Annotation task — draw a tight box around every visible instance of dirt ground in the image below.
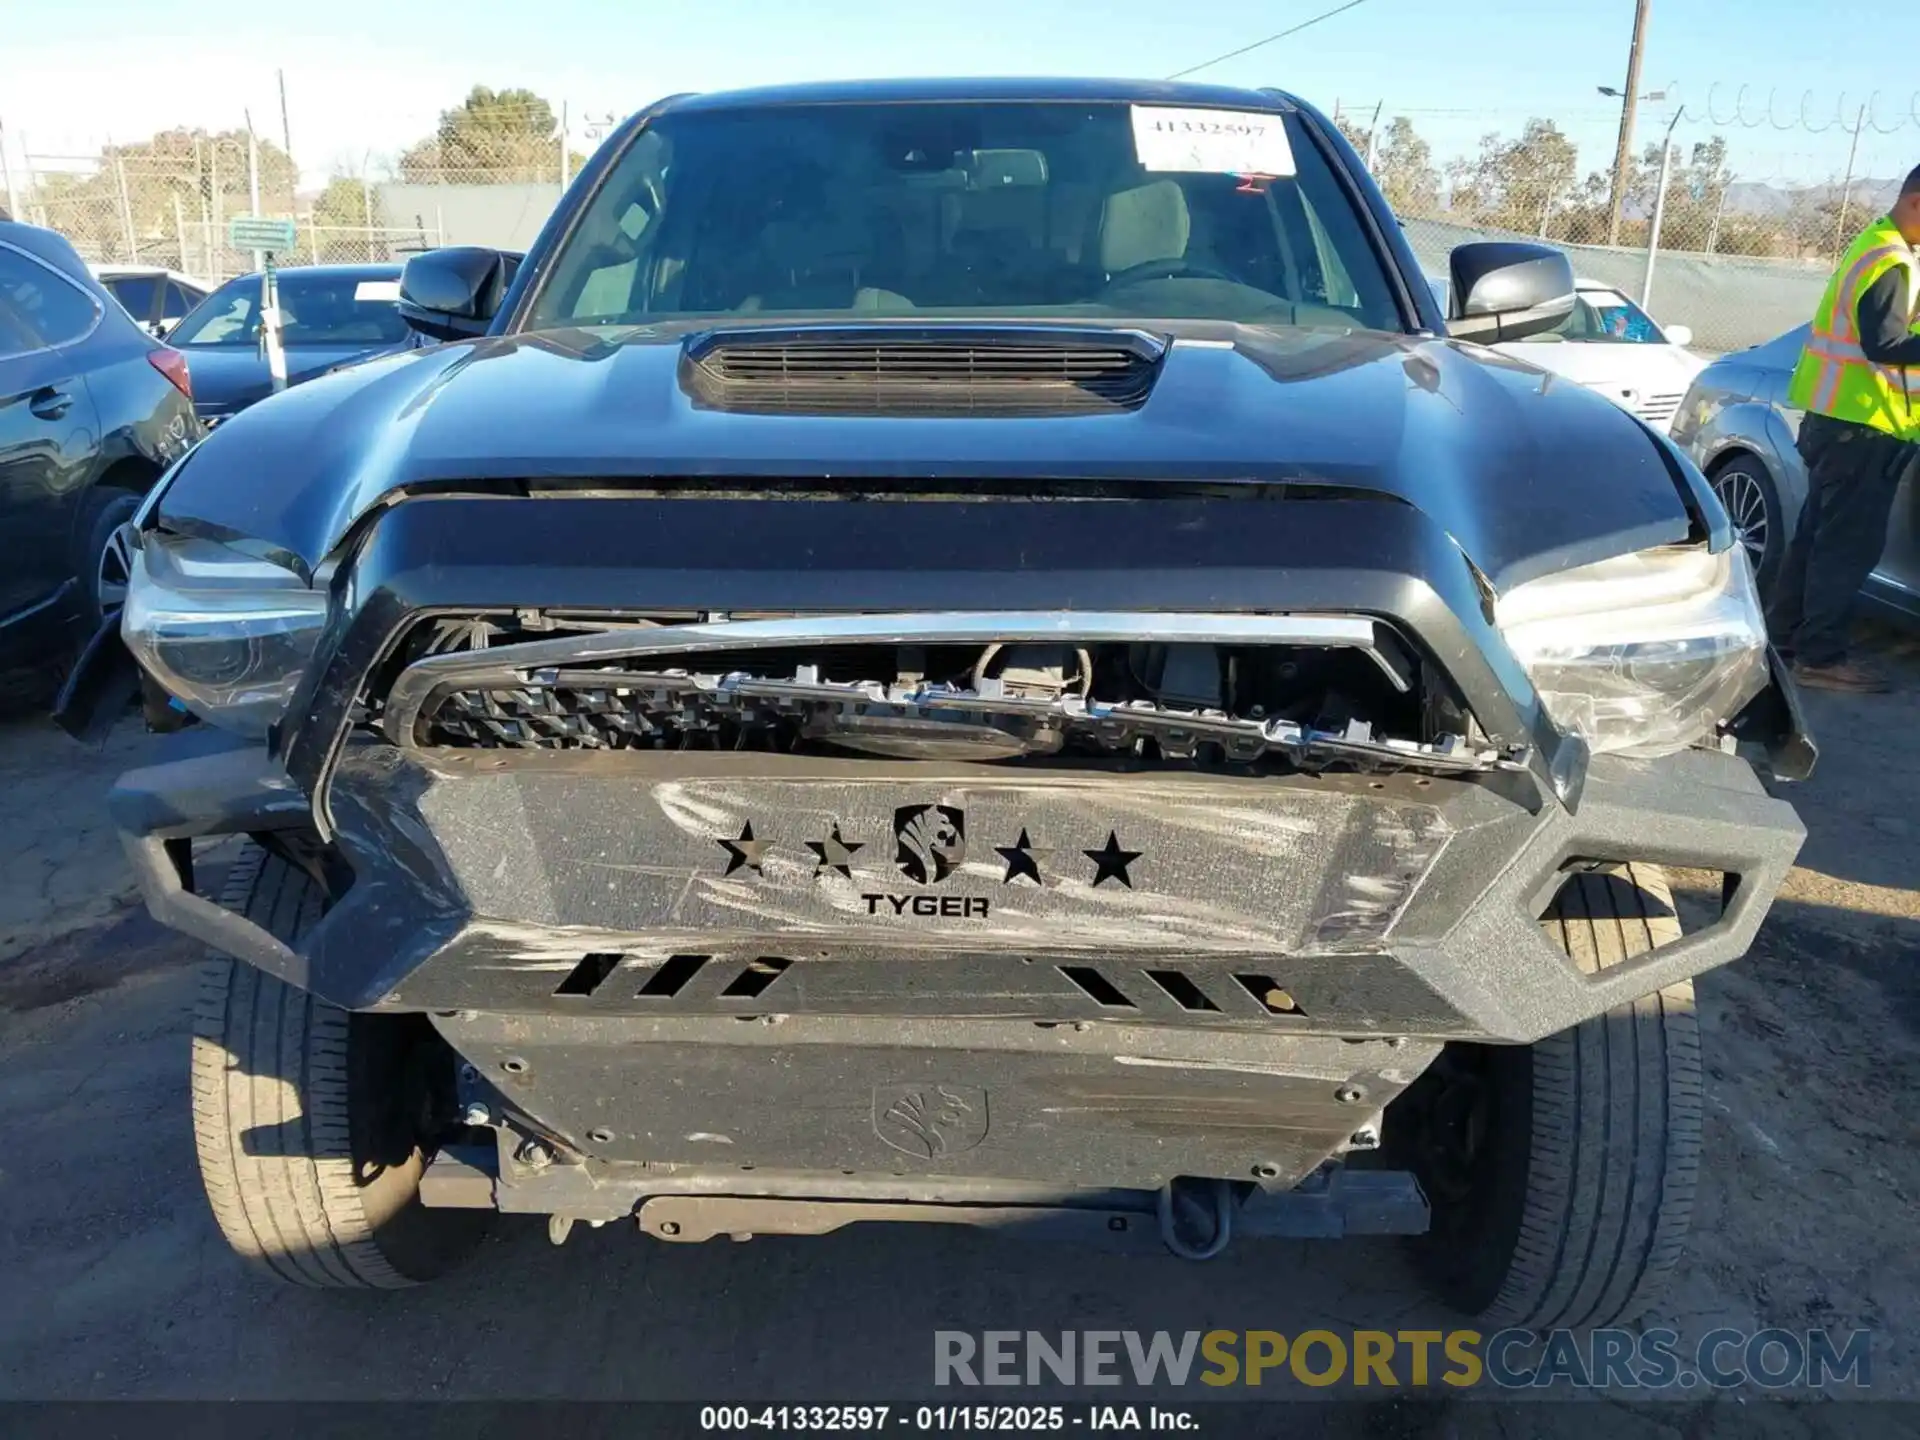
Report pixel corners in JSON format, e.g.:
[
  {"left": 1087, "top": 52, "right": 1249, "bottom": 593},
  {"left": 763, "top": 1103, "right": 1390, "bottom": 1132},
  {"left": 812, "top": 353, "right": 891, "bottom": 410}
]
[{"left": 1, "top": 631, "right": 1917, "bottom": 1431}]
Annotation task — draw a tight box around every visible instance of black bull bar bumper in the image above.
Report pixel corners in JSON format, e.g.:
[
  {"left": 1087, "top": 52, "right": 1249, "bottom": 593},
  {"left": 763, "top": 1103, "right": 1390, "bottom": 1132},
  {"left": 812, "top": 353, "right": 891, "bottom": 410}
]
[{"left": 111, "top": 736, "right": 1801, "bottom": 1194}]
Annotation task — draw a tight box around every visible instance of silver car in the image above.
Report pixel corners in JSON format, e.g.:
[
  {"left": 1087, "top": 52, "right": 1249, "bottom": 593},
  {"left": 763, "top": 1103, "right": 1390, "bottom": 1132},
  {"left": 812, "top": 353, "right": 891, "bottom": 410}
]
[{"left": 1673, "top": 325, "right": 1920, "bottom": 620}]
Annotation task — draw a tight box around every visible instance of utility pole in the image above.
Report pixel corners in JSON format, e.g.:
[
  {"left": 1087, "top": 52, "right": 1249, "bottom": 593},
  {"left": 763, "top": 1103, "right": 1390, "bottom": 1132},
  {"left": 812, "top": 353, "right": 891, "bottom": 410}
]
[
  {"left": 1705, "top": 184, "right": 1728, "bottom": 256},
  {"left": 559, "top": 101, "right": 570, "bottom": 193},
  {"left": 1832, "top": 103, "right": 1868, "bottom": 264},
  {"left": 1641, "top": 111, "right": 1682, "bottom": 309},
  {"left": 1363, "top": 100, "right": 1384, "bottom": 172},
  {"left": 111, "top": 139, "right": 139, "bottom": 262},
  {"left": 209, "top": 142, "right": 219, "bottom": 280},
  {"left": 245, "top": 110, "right": 263, "bottom": 272},
  {"left": 278, "top": 70, "right": 293, "bottom": 162},
  {"left": 0, "top": 120, "right": 21, "bottom": 222},
  {"left": 1607, "top": 0, "right": 1652, "bottom": 246},
  {"left": 362, "top": 150, "right": 376, "bottom": 262}
]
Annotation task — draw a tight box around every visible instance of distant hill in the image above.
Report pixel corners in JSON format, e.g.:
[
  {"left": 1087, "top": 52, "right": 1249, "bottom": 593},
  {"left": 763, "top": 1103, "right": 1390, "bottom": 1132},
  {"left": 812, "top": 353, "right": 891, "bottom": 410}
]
[{"left": 1722, "top": 178, "right": 1900, "bottom": 218}]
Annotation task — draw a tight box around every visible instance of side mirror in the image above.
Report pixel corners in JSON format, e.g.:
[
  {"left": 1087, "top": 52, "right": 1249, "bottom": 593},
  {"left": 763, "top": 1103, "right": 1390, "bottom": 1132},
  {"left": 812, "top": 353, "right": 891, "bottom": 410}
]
[
  {"left": 1665, "top": 323, "right": 1694, "bottom": 348},
  {"left": 398, "top": 247, "right": 524, "bottom": 341},
  {"left": 1445, "top": 242, "right": 1576, "bottom": 343}
]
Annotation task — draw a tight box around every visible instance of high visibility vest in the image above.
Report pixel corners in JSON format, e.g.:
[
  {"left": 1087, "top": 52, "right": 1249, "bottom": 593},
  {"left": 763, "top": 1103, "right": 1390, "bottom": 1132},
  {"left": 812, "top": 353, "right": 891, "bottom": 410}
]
[{"left": 1788, "top": 217, "right": 1920, "bottom": 437}]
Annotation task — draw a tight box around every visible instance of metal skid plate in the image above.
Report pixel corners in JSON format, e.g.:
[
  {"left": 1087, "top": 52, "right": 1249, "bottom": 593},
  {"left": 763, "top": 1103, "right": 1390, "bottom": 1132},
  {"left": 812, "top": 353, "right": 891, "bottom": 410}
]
[{"left": 434, "top": 1009, "right": 1438, "bottom": 1194}]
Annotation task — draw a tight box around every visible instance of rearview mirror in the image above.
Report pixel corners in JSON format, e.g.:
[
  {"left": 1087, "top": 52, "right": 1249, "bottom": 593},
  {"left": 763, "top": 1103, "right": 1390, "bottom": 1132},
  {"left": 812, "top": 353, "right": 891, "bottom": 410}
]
[
  {"left": 1665, "top": 323, "right": 1694, "bottom": 348},
  {"left": 398, "top": 247, "right": 523, "bottom": 341},
  {"left": 1445, "top": 242, "right": 1576, "bottom": 343}
]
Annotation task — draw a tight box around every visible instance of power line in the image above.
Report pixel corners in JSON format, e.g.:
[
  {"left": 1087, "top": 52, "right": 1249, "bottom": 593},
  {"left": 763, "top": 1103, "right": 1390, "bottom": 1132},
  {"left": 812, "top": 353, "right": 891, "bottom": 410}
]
[{"left": 1166, "top": 0, "right": 1376, "bottom": 81}]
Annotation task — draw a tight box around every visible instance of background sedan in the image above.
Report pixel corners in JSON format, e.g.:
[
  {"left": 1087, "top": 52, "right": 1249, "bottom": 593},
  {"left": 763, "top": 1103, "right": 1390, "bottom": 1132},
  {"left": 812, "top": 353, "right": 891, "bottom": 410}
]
[
  {"left": 1672, "top": 325, "right": 1920, "bottom": 617},
  {"left": 1493, "top": 279, "right": 1706, "bottom": 435},
  {"left": 166, "top": 263, "right": 420, "bottom": 424},
  {"left": 1, "top": 222, "right": 199, "bottom": 694}
]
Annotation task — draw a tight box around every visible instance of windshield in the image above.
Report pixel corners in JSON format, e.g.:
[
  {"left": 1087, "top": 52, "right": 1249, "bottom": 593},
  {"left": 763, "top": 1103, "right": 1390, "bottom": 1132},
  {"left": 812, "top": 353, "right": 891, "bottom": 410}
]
[
  {"left": 526, "top": 100, "right": 1403, "bottom": 332},
  {"left": 1522, "top": 288, "right": 1667, "bottom": 345},
  {"left": 170, "top": 272, "right": 409, "bottom": 348}
]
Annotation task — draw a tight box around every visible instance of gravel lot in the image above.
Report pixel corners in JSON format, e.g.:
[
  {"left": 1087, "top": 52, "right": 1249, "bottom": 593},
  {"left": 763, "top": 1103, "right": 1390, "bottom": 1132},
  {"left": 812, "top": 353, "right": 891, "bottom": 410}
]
[{"left": 2, "top": 631, "right": 1917, "bottom": 1430}]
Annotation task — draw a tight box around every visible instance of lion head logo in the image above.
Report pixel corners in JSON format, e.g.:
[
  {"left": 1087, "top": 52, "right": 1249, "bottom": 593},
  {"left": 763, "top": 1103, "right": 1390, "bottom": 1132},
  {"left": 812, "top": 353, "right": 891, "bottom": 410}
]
[{"left": 893, "top": 804, "right": 966, "bottom": 884}]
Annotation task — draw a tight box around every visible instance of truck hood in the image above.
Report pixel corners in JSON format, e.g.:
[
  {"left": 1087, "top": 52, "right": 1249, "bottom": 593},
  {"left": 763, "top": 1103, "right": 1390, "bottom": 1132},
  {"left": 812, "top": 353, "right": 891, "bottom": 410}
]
[
  {"left": 154, "top": 321, "right": 1708, "bottom": 593},
  {"left": 177, "top": 341, "right": 407, "bottom": 419}
]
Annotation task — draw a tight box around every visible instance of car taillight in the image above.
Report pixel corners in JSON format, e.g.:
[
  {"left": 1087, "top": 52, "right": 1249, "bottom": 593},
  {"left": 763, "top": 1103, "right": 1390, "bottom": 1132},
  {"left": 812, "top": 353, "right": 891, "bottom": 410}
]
[{"left": 148, "top": 348, "right": 192, "bottom": 400}]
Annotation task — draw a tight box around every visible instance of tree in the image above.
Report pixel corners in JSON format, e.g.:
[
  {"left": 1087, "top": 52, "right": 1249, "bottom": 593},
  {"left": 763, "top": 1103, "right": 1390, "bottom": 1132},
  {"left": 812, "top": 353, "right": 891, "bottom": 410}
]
[
  {"left": 1332, "top": 112, "right": 1440, "bottom": 219},
  {"left": 1777, "top": 186, "right": 1861, "bottom": 262},
  {"left": 310, "top": 174, "right": 373, "bottom": 229},
  {"left": 1333, "top": 111, "right": 1370, "bottom": 156},
  {"left": 1445, "top": 119, "right": 1579, "bottom": 237},
  {"left": 1372, "top": 117, "right": 1441, "bottom": 219},
  {"left": 398, "top": 85, "right": 585, "bottom": 183},
  {"left": 25, "top": 127, "right": 296, "bottom": 271},
  {"left": 1606, "top": 135, "right": 1733, "bottom": 253}
]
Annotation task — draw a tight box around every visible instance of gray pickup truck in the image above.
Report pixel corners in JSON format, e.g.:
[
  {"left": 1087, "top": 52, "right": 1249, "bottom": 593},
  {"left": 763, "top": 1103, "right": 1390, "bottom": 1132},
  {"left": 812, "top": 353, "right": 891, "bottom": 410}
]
[{"left": 62, "top": 76, "right": 1810, "bottom": 1329}]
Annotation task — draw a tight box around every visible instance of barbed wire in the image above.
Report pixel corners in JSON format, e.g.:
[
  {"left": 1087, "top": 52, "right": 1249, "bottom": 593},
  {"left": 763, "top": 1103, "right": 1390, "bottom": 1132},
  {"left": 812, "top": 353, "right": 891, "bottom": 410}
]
[{"left": 1683, "top": 83, "right": 1920, "bottom": 138}]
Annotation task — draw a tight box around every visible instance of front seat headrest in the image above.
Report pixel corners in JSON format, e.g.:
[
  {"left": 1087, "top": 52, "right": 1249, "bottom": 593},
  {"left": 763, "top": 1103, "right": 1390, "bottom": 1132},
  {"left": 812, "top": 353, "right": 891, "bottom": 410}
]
[{"left": 1098, "top": 179, "right": 1192, "bottom": 276}]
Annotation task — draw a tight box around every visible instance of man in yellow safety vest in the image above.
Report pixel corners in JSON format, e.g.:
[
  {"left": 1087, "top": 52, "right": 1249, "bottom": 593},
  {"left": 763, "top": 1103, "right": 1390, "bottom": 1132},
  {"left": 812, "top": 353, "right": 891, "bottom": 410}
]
[{"left": 1768, "top": 172, "right": 1920, "bottom": 692}]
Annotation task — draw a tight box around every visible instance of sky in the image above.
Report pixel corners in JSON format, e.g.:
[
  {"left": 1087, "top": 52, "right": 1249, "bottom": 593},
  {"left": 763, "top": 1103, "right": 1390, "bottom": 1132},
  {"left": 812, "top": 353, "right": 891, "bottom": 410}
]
[{"left": 4, "top": 0, "right": 1917, "bottom": 192}]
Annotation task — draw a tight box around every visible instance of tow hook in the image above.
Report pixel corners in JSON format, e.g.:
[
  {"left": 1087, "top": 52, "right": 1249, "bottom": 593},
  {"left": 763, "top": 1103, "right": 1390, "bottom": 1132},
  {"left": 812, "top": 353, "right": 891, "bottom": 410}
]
[{"left": 1156, "top": 1178, "right": 1236, "bottom": 1261}]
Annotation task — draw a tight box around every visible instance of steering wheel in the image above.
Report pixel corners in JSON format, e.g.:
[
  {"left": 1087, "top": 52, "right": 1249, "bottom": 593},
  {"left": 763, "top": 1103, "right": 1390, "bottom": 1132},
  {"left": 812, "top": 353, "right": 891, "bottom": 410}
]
[{"left": 1102, "top": 259, "right": 1239, "bottom": 289}]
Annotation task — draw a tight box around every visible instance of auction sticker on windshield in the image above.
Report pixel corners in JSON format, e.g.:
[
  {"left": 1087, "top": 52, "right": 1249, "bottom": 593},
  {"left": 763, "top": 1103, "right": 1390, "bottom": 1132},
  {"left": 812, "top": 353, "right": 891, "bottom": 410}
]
[{"left": 1131, "top": 107, "right": 1296, "bottom": 177}]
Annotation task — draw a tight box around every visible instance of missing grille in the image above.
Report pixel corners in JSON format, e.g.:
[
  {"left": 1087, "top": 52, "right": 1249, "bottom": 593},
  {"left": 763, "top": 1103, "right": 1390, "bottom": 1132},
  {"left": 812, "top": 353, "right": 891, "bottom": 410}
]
[
  {"left": 1145, "top": 969, "right": 1221, "bottom": 1013},
  {"left": 1059, "top": 965, "right": 1135, "bottom": 1009},
  {"left": 720, "top": 957, "right": 793, "bottom": 998},
  {"left": 554, "top": 952, "right": 624, "bottom": 997},
  {"left": 637, "top": 954, "right": 711, "bottom": 998}
]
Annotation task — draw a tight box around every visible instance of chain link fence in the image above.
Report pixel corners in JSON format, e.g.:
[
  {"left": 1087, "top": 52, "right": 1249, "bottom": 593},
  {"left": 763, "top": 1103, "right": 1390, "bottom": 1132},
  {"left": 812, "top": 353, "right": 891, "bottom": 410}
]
[
  {"left": 1340, "top": 111, "right": 1893, "bottom": 355},
  {"left": 14, "top": 141, "right": 457, "bottom": 282},
  {"left": 4, "top": 99, "right": 1885, "bottom": 353}
]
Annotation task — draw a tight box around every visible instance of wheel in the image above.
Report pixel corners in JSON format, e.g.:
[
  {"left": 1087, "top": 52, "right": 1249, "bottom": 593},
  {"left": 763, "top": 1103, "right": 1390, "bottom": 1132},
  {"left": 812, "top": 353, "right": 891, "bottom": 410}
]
[
  {"left": 1709, "top": 455, "right": 1783, "bottom": 593},
  {"left": 190, "top": 845, "right": 489, "bottom": 1287},
  {"left": 1403, "top": 864, "right": 1701, "bottom": 1329},
  {"left": 75, "top": 486, "right": 143, "bottom": 626}
]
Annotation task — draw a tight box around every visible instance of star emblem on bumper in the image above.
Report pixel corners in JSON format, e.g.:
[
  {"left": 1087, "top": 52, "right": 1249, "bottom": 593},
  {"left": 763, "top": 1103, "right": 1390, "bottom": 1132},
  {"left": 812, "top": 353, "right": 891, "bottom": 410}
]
[
  {"left": 716, "top": 822, "right": 770, "bottom": 876},
  {"left": 1083, "top": 831, "right": 1143, "bottom": 889},
  {"left": 994, "top": 828, "right": 1053, "bottom": 885},
  {"left": 805, "top": 824, "right": 866, "bottom": 879}
]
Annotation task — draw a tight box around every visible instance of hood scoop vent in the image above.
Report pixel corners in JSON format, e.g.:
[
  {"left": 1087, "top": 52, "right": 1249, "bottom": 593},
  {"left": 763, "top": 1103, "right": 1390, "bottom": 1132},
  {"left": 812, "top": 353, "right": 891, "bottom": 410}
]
[{"left": 681, "top": 325, "right": 1164, "bottom": 416}]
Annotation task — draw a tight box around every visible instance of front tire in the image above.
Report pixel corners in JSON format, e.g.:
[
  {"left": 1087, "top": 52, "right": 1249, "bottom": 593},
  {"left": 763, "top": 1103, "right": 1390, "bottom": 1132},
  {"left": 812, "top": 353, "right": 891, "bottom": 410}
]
[
  {"left": 189, "top": 845, "right": 488, "bottom": 1287},
  {"left": 1406, "top": 864, "right": 1702, "bottom": 1329}
]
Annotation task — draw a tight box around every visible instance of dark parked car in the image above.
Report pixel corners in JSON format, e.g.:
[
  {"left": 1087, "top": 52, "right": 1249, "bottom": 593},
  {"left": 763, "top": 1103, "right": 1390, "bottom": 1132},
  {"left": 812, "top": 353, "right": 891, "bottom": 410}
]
[
  {"left": 66, "top": 79, "right": 1809, "bottom": 1328},
  {"left": 0, "top": 222, "right": 198, "bottom": 689},
  {"left": 166, "top": 263, "right": 419, "bottom": 424},
  {"left": 1672, "top": 324, "right": 1920, "bottom": 618}
]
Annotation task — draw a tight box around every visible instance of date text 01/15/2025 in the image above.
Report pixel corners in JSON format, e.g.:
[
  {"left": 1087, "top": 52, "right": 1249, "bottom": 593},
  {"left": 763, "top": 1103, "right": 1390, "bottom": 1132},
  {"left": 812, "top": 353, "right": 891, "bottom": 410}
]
[{"left": 699, "top": 1405, "right": 1199, "bottom": 1431}]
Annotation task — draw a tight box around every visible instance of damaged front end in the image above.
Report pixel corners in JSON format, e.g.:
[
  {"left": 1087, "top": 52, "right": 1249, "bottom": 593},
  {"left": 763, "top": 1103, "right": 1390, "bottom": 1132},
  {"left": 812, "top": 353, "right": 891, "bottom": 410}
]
[
  {"left": 378, "top": 610, "right": 1512, "bottom": 774},
  {"left": 88, "top": 488, "right": 1808, "bottom": 1254}
]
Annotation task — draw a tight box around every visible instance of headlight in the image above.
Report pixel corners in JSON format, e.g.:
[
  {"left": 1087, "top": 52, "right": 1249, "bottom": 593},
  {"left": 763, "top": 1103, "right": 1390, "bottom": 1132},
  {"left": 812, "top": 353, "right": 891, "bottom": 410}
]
[
  {"left": 121, "top": 530, "right": 329, "bottom": 737},
  {"left": 1494, "top": 543, "right": 1768, "bottom": 758}
]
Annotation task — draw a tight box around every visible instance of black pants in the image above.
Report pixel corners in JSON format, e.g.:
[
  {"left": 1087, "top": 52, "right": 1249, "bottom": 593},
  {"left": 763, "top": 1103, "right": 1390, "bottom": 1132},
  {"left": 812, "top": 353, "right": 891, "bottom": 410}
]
[{"left": 1765, "top": 413, "right": 1910, "bottom": 666}]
